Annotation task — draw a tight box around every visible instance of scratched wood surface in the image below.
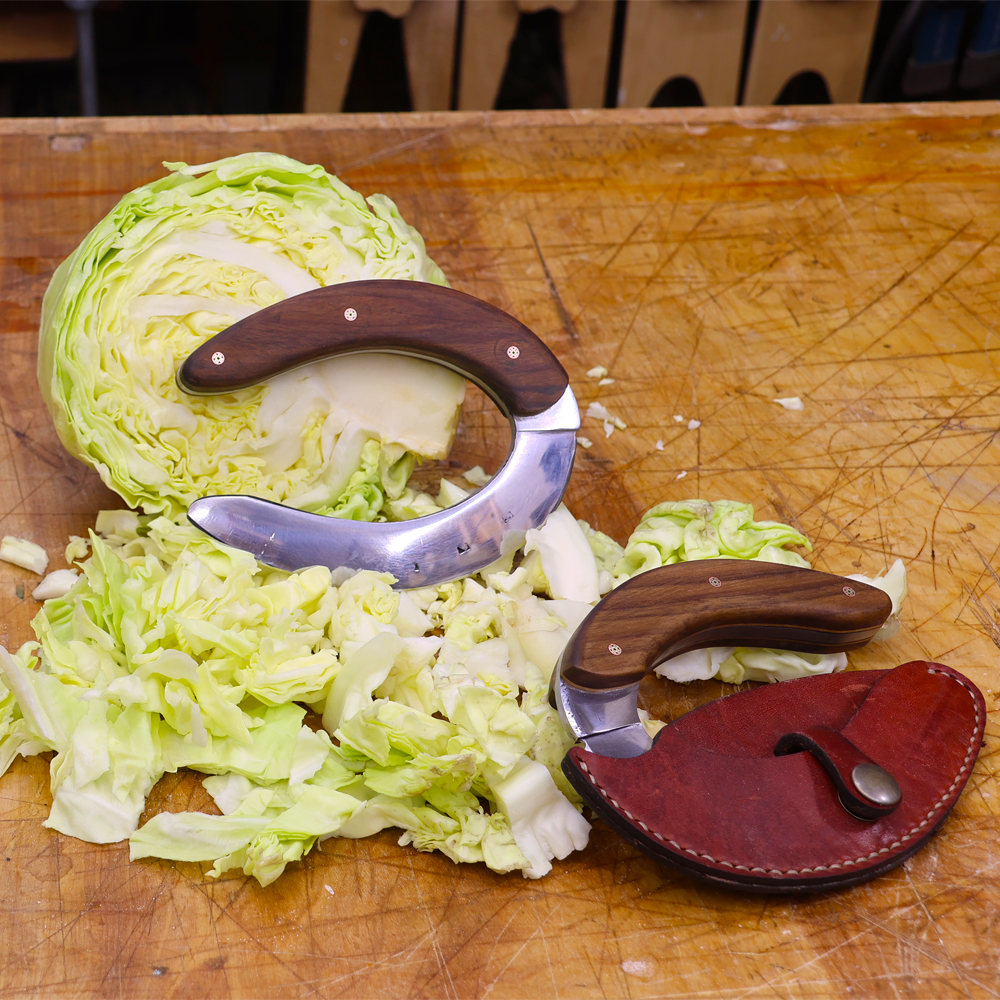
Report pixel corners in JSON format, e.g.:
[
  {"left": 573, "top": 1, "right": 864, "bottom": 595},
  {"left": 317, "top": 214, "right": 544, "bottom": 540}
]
[{"left": 0, "top": 103, "right": 999, "bottom": 999}]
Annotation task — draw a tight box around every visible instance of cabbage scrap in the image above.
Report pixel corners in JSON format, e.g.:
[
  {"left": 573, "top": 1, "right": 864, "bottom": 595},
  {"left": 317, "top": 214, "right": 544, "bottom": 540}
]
[
  {"left": 0, "top": 536, "right": 49, "bottom": 575},
  {"left": 38, "top": 152, "right": 465, "bottom": 520},
  {"left": 615, "top": 499, "right": 865, "bottom": 687}
]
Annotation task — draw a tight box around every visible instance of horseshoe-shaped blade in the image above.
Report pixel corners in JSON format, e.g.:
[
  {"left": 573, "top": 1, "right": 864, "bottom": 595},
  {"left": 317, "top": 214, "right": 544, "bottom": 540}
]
[{"left": 178, "top": 280, "right": 579, "bottom": 587}]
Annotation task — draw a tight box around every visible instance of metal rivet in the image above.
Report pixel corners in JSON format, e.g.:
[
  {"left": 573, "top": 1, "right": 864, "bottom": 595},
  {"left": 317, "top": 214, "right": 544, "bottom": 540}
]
[
  {"left": 344, "top": 308, "right": 358, "bottom": 322},
  {"left": 507, "top": 345, "right": 520, "bottom": 359},
  {"left": 709, "top": 576, "right": 722, "bottom": 588},
  {"left": 211, "top": 352, "right": 225, "bottom": 365},
  {"left": 852, "top": 762, "right": 901, "bottom": 806},
  {"left": 608, "top": 643, "right": 622, "bottom": 655},
  {"left": 843, "top": 586, "right": 856, "bottom": 597}
]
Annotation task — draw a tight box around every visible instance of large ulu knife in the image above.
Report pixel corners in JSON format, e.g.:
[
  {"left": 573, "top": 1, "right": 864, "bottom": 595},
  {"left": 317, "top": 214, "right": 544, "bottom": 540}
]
[{"left": 177, "top": 280, "right": 579, "bottom": 588}]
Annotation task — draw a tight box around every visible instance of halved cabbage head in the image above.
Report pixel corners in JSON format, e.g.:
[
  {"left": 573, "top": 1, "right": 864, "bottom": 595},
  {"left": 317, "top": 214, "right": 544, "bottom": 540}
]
[{"left": 38, "top": 152, "right": 466, "bottom": 519}]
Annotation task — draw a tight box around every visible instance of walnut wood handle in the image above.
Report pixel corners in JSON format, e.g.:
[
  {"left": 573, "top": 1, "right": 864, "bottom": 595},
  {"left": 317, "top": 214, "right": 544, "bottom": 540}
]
[
  {"left": 177, "top": 280, "right": 569, "bottom": 418},
  {"left": 560, "top": 561, "right": 892, "bottom": 691}
]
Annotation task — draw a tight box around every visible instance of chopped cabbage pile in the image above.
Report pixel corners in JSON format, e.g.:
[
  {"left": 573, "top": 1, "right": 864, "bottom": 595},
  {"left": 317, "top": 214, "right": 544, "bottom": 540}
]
[
  {"left": 14, "top": 149, "right": 914, "bottom": 887},
  {"left": 0, "top": 497, "right": 868, "bottom": 884},
  {"left": 0, "top": 494, "right": 888, "bottom": 886},
  {"left": 37, "top": 152, "right": 466, "bottom": 521}
]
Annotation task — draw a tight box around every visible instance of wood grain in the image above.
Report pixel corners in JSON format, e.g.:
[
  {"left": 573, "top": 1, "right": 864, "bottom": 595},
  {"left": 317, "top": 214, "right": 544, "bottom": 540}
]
[
  {"left": 1, "top": 103, "right": 999, "bottom": 998},
  {"left": 742, "top": 0, "right": 880, "bottom": 106},
  {"left": 560, "top": 561, "right": 891, "bottom": 690},
  {"left": 617, "top": 0, "right": 748, "bottom": 108},
  {"left": 179, "top": 279, "right": 569, "bottom": 416}
]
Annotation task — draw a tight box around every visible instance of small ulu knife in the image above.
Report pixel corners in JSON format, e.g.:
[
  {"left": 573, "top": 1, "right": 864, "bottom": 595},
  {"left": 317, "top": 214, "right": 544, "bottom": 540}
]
[{"left": 550, "top": 560, "right": 985, "bottom": 894}]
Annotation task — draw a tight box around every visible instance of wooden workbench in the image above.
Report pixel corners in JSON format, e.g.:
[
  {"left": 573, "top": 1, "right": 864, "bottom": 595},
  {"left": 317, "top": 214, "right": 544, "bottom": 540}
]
[{"left": 0, "top": 103, "right": 998, "bottom": 999}]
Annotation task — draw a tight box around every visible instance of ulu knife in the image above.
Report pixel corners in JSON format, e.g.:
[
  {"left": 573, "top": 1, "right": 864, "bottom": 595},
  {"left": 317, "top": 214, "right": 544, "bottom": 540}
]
[
  {"left": 551, "top": 560, "right": 893, "bottom": 759},
  {"left": 549, "top": 560, "right": 985, "bottom": 894},
  {"left": 177, "top": 280, "right": 579, "bottom": 588}
]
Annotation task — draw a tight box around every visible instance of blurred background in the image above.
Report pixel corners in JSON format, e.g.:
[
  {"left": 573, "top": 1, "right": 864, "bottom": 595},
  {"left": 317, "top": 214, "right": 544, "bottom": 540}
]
[{"left": 1, "top": 0, "right": 998, "bottom": 118}]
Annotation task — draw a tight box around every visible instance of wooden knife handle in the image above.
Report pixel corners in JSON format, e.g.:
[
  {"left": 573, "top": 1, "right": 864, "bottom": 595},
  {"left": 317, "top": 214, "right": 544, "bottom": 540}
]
[
  {"left": 560, "top": 561, "right": 893, "bottom": 691},
  {"left": 177, "top": 280, "right": 569, "bottom": 418}
]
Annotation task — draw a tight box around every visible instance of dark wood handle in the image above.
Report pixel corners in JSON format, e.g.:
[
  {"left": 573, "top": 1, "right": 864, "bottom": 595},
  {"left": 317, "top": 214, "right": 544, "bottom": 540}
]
[
  {"left": 177, "top": 280, "right": 569, "bottom": 418},
  {"left": 560, "top": 561, "right": 892, "bottom": 691}
]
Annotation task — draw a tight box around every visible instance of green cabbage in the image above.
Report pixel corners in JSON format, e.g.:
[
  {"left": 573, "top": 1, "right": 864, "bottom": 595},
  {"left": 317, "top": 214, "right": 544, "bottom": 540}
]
[
  {"left": 0, "top": 496, "right": 898, "bottom": 883},
  {"left": 0, "top": 536, "right": 49, "bottom": 574},
  {"left": 615, "top": 498, "right": 812, "bottom": 578},
  {"left": 38, "top": 152, "right": 465, "bottom": 519},
  {"left": 0, "top": 509, "right": 591, "bottom": 881}
]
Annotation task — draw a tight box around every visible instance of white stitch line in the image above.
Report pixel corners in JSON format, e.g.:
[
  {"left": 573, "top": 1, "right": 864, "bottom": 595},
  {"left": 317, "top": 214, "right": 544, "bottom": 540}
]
[{"left": 576, "top": 666, "right": 982, "bottom": 877}]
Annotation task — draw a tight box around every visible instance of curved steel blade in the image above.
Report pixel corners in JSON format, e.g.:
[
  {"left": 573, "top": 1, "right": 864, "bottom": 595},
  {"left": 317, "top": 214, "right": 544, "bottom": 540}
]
[
  {"left": 551, "top": 666, "right": 652, "bottom": 759},
  {"left": 188, "top": 387, "right": 579, "bottom": 589}
]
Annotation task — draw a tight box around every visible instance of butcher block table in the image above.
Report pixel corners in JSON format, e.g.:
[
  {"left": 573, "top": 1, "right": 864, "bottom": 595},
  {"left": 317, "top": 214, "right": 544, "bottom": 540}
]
[{"left": 1, "top": 101, "right": 999, "bottom": 999}]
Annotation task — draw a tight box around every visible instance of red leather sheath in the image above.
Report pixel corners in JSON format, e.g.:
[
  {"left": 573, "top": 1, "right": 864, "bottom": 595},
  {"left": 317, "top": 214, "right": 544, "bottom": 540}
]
[{"left": 563, "top": 661, "right": 985, "bottom": 893}]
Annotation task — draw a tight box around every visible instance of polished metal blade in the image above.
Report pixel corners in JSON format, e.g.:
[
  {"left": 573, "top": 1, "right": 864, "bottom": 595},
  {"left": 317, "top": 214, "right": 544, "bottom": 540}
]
[
  {"left": 551, "top": 664, "right": 653, "bottom": 759},
  {"left": 189, "top": 389, "right": 578, "bottom": 589}
]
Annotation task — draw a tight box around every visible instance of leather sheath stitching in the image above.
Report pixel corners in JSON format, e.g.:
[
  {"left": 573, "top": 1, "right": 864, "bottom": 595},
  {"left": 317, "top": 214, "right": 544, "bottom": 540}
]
[{"left": 577, "top": 666, "right": 982, "bottom": 877}]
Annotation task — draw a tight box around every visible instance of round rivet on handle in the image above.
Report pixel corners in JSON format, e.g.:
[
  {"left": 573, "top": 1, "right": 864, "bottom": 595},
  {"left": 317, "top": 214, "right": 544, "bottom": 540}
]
[
  {"left": 709, "top": 576, "right": 722, "bottom": 588},
  {"left": 608, "top": 643, "right": 622, "bottom": 655},
  {"left": 211, "top": 352, "right": 225, "bottom": 366},
  {"left": 843, "top": 586, "right": 856, "bottom": 597},
  {"left": 344, "top": 308, "right": 358, "bottom": 322},
  {"left": 507, "top": 345, "right": 520, "bottom": 359}
]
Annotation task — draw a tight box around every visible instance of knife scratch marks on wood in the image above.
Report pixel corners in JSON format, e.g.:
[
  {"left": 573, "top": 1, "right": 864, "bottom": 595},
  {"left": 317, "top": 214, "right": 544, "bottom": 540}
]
[
  {"left": 182, "top": 877, "right": 316, "bottom": 994},
  {"left": 526, "top": 220, "right": 578, "bottom": 343},
  {"left": 482, "top": 902, "right": 564, "bottom": 1000},
  {"left": 602, "top": 186, "right": 737, "bottom": 379},
  {"left": 756, "top": 471, "right": 816, "bottom": 542},
  {"left": 481, "top": 901, "right": 526, "bottom": 988},
  {"left": 598, "top": 184, "right": 674, "bottom": 277},
  {"left": 901, "top": 868, "right": 953, "bottom": 967},
  {"left": 775, "top": 226, "right": 977, "bottom": 395},
  {"left": 336, "top": 124, "right": 464, "bottom": 175},
  {"left": 8, "top": 427, "right": 63, "bottom": 470},
  {"left": 952, "top": 526, "right": 1000, "bottom": 629},
  {"left": 736, "top": 927, "right": 871, "bottom": 998},
  {"left": 924, "top": 431, "right": 1000, "bottom": 593},
  {"left": 199, "top": 872, "right": 237, "bottom": 997},
  {"left": 90, "top": 867, "right": 176, "bottom": 997},
  {"left": 54, "top": 835, "right": 69, "bottom": 988},
  {"left": 845, "top": 904, "right": 992, "bottom": 999}
]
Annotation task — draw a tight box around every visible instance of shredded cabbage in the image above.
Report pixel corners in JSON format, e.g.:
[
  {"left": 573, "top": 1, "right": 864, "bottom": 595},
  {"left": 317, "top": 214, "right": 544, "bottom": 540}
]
[
  {"left": 0, "top": 509, "right": 597, "bottom": 882},
  {"left": 38, "top": 152, "right": 465, "bottom": 520},
  {"left": 848, "top": 558, "right": 908, "bottom": 640},
  {"left": 611, "top": 499, "right": 858, "bottom": 687},
  {"left": 0, "top": 497, "right": 902, "bottom": 884},
  {"left": 32, "top": 569, "right": 79, "bottom": 601},
  {"left": 0, "top": 536, "right": 49, "bottom": 575}
]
